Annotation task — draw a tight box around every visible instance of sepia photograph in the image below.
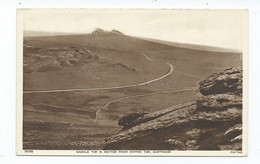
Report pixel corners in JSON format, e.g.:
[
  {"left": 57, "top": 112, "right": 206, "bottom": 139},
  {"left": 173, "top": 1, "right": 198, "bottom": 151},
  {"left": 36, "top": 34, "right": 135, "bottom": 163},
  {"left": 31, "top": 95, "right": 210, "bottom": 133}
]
[{"left": 16, "top": 9, "right": 248, "bottom": 156}]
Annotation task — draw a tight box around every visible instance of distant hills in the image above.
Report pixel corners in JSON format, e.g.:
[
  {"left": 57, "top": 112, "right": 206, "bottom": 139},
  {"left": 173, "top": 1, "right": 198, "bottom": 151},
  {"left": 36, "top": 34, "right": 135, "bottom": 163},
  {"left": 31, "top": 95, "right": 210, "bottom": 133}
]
[
  {"left": 24, "top": 31, "right": 76, "bottom": 37},
  {"left": 24, "top": 28, "right": 240, "bottom": 53},
  {"left": 137, "top": 37, "right": 240, "bottom": 53},
  {"left": 24, "top": 28, "right": 124, "bottom": 37}
]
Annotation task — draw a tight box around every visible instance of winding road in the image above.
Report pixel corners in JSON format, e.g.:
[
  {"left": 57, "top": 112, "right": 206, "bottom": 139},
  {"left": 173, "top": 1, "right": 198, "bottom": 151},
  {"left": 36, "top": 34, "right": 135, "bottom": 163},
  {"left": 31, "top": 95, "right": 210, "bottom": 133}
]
[
  {"left": 24, "top": 52, "right": 183, "bottom": 125},
  {"left": 92, "top": 53, "right": 175, "bottom": 123},
  {"left": 23, "top": 54, "right": 174, "bottom": 94}
]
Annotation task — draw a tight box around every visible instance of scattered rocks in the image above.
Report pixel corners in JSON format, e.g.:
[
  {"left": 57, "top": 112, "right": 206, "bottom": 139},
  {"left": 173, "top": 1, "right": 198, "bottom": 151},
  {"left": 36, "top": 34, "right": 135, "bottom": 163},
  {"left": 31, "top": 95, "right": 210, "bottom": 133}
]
[
  {"left": 165, "top": 139, "right": 185, "bottom": 147},
  {"left": 186, "top": 128, "right": 205, "bottom": 140},
  {"left": 219, "top": 142, "right": 242, "bottom": 150},
  {"left": 185, "top": 140, "right": 199, "bottom": 150},
  {"left": 55, "top": 47, "right": 98, "bottom": 67},
  {"left": 24, "top": 45, "right": 99, "bottom": 73}
]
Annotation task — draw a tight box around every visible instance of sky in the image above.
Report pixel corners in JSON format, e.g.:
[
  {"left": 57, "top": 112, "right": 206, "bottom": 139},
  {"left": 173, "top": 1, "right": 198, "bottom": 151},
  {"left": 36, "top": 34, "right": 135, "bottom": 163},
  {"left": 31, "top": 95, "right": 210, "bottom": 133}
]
[{"left": 22, "top": 9, "right": 247, "bottom": 51}]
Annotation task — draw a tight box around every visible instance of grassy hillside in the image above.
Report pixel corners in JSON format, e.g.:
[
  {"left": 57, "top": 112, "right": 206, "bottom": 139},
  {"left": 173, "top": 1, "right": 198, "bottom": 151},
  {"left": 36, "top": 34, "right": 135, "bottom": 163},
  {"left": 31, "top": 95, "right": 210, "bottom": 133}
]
[{"left": 23, "top": 29, "right": 242, "bottom": 150}]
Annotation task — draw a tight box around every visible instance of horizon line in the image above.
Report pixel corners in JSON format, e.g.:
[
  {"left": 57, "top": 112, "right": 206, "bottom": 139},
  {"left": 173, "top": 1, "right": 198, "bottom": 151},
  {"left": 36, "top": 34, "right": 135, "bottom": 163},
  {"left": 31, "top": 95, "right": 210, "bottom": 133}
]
[{"left": 23, "top": 30, "right": 242, "bottom": 53}]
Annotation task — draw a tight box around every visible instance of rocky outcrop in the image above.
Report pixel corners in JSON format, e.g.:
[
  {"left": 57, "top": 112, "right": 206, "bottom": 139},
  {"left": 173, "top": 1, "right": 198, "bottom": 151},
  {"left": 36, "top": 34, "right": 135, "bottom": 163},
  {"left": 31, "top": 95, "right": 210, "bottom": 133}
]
[
  {"left": 118, "top": 112, "right": 148, "bottom": 130},
  {"left": 24, "top": 46, "right": 99, "bottom": 73},
  {"left": 106, "top": 102, "right": 197, "bottom": 145},
  {"left": 91, "top": 28, "right": 124, "bottom": 36},
  {"left": 117, "top": 102, "right": 195, "bottom": 131},
  {"left": 105, "top": 67, "right": 243, "bottom": 150},
  {"left": 190, "top": 107, "right": 242, "bottom": 123},
  {"left": 91, "top": 28, "right": 108, "bottom": 35},
  {"left": 111, "top": 29, "right": 124, "bottom": 35},
  {"left": 196, "top": 94, "right": 242, "bottom": 111},
  {"left": 199, "top": 67, "right": 242, "bottom": 95}
]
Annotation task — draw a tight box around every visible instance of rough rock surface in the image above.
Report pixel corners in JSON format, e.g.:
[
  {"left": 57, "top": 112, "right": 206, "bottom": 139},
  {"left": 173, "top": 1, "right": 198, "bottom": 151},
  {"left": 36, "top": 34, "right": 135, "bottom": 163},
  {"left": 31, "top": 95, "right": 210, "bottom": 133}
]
[
  {"left": 224, "top": 124, "right": 242, "bottom": 138},
  {"left": 165, "top": 139, "right": 185, "bottom": 147},
  {"left": 190, "top": 108, "right": 242, "bottom": 122},
  {"left": 199, "top": 67, "right": 242, "bottom": 95},
  {"left": 118, "top": 112, "right": 148, "bottom": 130},
  {"left": 106, "top": 102, "right": 197, "bottom": 145},
  {"left": 117, "top": 102, "right": 195, "bottom": 130},
  {"left": 105, "top": 68, "right": 243, "bottom": 150},
  {"left": 196, "top": 94, "right": 242, "bottom": 111}
]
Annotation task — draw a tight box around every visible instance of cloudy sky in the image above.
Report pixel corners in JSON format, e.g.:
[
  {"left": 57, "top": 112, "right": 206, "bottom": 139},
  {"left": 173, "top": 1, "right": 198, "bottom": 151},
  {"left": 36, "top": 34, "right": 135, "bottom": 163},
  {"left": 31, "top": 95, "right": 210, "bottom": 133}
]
[{"left": 22, "top": 9, "right": 247, "bottom": 51}]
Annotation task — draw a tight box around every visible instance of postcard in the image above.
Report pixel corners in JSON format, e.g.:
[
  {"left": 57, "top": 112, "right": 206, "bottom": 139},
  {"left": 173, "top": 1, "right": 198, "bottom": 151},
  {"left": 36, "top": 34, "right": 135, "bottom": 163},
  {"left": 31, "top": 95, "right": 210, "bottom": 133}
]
[{"left": 17, "top": 9, "right": 248, "bottom": 156}]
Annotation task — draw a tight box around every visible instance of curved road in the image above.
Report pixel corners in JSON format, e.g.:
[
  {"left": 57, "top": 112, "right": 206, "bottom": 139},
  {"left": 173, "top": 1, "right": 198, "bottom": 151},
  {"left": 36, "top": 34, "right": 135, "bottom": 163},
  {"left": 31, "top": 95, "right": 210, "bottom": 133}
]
[
  {"left": 23, "top": 56, "right": 174, "bottom": 94},
  {"left": 24, "top": 52, "right": 179, "bottom": 125}
]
